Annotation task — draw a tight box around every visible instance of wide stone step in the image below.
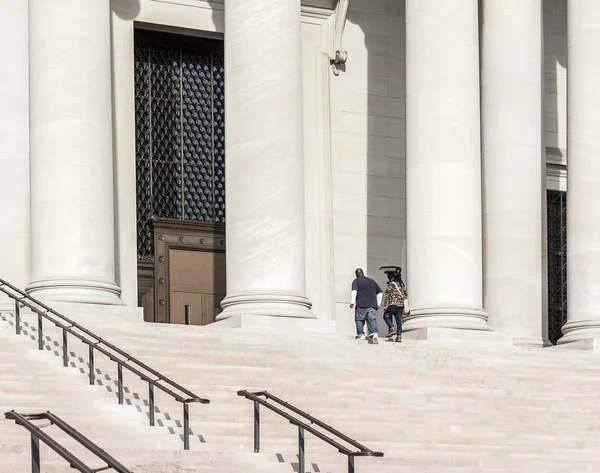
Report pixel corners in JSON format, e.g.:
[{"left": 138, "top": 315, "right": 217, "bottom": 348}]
[{"left": 4, "top": 307, "right": 600, "bottom": 472}]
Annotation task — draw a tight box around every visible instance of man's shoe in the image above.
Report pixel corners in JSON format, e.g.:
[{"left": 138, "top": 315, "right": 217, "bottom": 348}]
[
  {"left": 386, "top": 328, "right": 397, "bottom": 337},
  {"left": 395, "top": 335, "right": 402, "bottom": 343},
  {"left": 370, "top": 334, "right": 379, "bottom": 345},
  {"left": 357, "top": 334, "right": 366, "bottom": 340}
]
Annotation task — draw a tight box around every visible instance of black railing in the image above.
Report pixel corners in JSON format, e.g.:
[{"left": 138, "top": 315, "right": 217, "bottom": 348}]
[
  {"left": 237, "top": 390, "right": 383, "bottom": 473},
  {"left": 0, "top": 277, "right": 210, "bottom": 449},
  {"left": 5, "top": 410, "right": 131, "bottom": 473}
]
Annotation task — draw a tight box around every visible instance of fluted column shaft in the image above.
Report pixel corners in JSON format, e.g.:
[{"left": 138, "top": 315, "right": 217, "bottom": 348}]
[
  {"left": 217, "top": 0, "right": 314, "bottom": 319},
  {"left": 560, "top": 0, "right": 600, "bottom": 343},
  {"left": 0, "top": 0, "right": 29, "bottom": 298},
  {"left": 404, "top": 0, "right": 489, "bottom": 331},
  {"left": 27, "top": 0, "right": 121, "bottom": 304},
  {"left": 481, "top": 0, "right": 547, "bottom": 346}
]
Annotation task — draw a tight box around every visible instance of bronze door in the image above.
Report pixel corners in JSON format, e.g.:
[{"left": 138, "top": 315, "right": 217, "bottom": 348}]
[{"left": 169, "top": 249, "right": 226, "bottom": 325}]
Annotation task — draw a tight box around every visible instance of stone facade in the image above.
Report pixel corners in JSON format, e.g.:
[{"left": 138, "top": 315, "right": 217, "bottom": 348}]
[{"left": 1, "top": 0, "right": 597, "bottom": 345}]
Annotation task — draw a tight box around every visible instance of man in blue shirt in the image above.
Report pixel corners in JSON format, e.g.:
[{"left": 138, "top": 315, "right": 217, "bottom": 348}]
[{"left": 349, "top": 268, "right": 382, "bottom": 343}]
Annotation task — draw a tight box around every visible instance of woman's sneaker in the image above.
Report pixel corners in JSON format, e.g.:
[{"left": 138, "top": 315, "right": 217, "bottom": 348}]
[
  {"left": 386, "top": 328, "right": 397, "bottom": 337},
  {"left": 395, "top": 335, "right": 402, "bottom": 343}
]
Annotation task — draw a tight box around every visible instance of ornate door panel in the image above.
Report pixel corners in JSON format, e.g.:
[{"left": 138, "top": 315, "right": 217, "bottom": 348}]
[{"left": 152, "top": 218, "right": 225, "bottom": 324}]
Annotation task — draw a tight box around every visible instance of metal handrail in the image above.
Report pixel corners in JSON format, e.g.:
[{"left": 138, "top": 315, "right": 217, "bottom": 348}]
[
  {"left": 237, "top": 390, "right": 383, "bottom": 473},
  {"left": 5, "top": 410, "right": 132, "bottom": 473},
  {"left": 0, "top": 277, "right": 209, "bottom": 449}
]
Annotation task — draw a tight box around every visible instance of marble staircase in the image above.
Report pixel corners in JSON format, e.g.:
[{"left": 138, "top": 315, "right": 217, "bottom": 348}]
[{"left": 2, "top": 304, "right": 600, "bottom": 472}]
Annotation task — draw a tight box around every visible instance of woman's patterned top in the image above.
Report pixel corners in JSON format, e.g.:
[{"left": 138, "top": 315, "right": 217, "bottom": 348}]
[{"left": 385, "top": 280, "right": 407, "bottom": 306}]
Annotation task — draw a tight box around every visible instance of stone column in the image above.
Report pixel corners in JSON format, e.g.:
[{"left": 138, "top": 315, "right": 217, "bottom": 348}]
[
  {"left": 0, "top": 0, "right": 29, "bottom": 303},
  {"left": 481, "top": 0, "right": 547, "bottom": 346},
  {"left": 217, "top": 0, "right": 314, "bottom": 321},
  {"left": 27, "top": 0, "right": 122, "bottom": 305},
  {"left": 560, "top": 0, "right": 600, "bottom": 344},
  {"left": 404, "top": 0, "right": 490, "bottom": 333}
]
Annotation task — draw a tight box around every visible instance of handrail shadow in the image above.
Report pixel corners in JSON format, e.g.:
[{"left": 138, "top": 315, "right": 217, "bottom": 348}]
[{"left": 0, "top": 277, "right": 209, "bottom": 450}]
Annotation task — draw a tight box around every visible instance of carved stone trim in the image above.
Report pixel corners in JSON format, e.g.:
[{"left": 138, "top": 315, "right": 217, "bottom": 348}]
[
  {"left": 330, "top": 0, "right": 349, "bottom": 75},
  {"left": 302, "top": 5, "right": 335, "bottom": 20},
  {"left": 152, "top": 218, "right": 225, "bottom": 323}
]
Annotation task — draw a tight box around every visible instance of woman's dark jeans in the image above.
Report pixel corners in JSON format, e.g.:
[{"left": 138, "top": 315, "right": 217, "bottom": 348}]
[{"left": 383, "top": 303, "right": 403, "bottom": 335}]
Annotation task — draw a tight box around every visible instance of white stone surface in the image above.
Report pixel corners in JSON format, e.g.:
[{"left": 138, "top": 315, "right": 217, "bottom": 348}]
[
  {"left": 544, "top": 0, "right": 568, "bottom": 156},
  {"left": 301, "top": 18, "right": 336, "bottom": 321},
  {"left": 560, "top": 0, "right": 600, "bottom": 344},
  {"left": 27, "top": 0, "right": 122, "bottom": 305},
  {"left": 7, "top": 305, "right": 600, "bottom": 472},
  {"left": 0, "top": 0, "right": 30, "bottom": 303},
  {"left": 403, "top": 326, "right": 513, "bottom": 346},
  {"left": 481, "top": 0, "right": 548, "bottom": 347},
  {"left": 329, "top": 3, "right": 407, "bottom": 336},
  {"left": 404, "top": 0, "right": 489, "bottom": 332},
  {"left": 211, "top": 313, "right": 336, "bottom": 333},
  {"left": 110, "top": 3, "right": 139, "bottom": 308},
  {"left": 217, "top": 0, "right": 314, "bottom": 320}
]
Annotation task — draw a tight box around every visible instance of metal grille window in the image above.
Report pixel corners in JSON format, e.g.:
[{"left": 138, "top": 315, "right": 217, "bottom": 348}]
[
  {"left": 547, "top": 190, "right": 567, "bottom": 345},
  {"left": 134, "top": 31, "right": 225, "bottom": 260}
]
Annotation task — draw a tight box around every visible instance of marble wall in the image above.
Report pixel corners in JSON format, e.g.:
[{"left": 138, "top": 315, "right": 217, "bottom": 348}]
[
  {"left": 330, "top": 0, "right": 407, "bottom": 333},
  {"left": 0, "top": 0, "right": 30, "bottom": 308},
  {"left": 544, "top": 0, "right": 567, "bottom": 192}
]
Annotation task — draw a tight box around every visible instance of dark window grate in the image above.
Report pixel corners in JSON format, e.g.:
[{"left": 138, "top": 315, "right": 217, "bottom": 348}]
[
  {"left": 547, "top": 190, "right": 567, "bottom": 345},
  {"left": 134, "top": 32, "right": 225, "bottom": 261}
]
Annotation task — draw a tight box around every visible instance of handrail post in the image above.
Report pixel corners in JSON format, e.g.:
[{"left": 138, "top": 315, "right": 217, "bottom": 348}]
[
  {"left": 89, "top": 345, "right": 95, "bottom": 385},
  {"left": 184, "top": 305, "right": 190, "bottom": 325},
  {"left": 348, "top": 455, "right": 355, "bottom": 473},
  {"left": 15, "top": 299, "right": 21, "bottom": 335},
  {"left": 62, "top": 328, "right": 68, "bottom": 367},
  {"left": 37, "top": 313, "right": 43, "bottom": 350},
  {"left": 253, "top": 400, "right": 260, "bottom": 453},
  {"left": 149, "top": 384, "right": 155, "bottom": 426},
  {"left": 31, "top": 433, "right": 41, "bottom": 473},
  {"left": 183, "top": 402, "right": 190, "bottom": 450},
  {"left": 298, "top": 426, "right": 305, "bottom": 473},
  {"left": 117, "top": 363, "right": 124, "bottom": 405}
]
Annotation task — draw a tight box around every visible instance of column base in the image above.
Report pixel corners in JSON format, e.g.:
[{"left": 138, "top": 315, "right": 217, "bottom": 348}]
[
  {"left": 513, "top": 336, "right": 552, "bottom": 348},
  {"left": 26, "top": 279, "right": 124, "bottom": 306},
  {"left": 217, "top": 293, "right": 316, "bottom": 320},
  {"left": 554, "top": 338, "right": 600, "bottom": 351},
  {"left": 403, "top": 326, "right": 512, "bottom": 345},
  {"left": 403, "top": 308, "right": 491, "bottom": 332},
  {"left": 557, "top": 319, "right": 600, "bottom": 346}
]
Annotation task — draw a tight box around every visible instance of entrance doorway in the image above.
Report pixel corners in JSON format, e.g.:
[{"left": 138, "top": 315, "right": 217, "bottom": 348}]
[{"left": 133, "top": 29, "right": 226, "bottom": 324}]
